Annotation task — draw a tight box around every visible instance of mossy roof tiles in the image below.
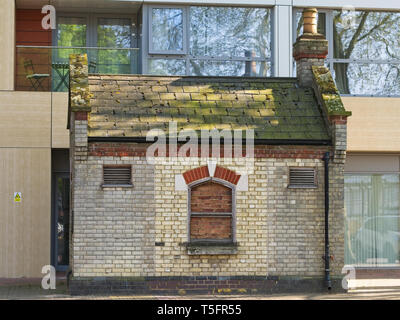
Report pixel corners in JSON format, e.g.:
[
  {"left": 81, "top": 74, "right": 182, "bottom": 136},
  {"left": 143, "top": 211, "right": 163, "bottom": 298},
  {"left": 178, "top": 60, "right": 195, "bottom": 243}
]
[{"left": 87, "top": 75, "right": 330, "bottom": 142}]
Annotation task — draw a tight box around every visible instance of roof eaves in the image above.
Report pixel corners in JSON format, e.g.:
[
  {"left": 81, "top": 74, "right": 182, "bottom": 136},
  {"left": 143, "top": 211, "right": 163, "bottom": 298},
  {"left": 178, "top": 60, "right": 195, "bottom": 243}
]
[{"left": 88, "top": 136, "right": 332, "bottom": 146}]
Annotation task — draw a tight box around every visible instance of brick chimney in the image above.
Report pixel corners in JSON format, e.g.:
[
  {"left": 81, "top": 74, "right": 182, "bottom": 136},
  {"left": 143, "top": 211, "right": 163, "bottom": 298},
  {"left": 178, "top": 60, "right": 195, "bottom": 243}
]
[{"left": 293, "top": 8, "right": 328, "bottom": 87}]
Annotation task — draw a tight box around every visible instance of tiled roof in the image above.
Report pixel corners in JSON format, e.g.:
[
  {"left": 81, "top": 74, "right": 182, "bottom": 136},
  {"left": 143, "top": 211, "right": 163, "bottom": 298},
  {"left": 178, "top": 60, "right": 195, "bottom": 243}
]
[{"left": 87, "top": 75, "right": 330, "bottom": 142}]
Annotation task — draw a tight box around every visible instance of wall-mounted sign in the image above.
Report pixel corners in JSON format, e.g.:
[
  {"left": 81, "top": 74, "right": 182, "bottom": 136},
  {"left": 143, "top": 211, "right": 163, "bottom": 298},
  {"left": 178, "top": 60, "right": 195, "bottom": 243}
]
[{"left": 14, "top": 192, "right": 22, "bottom": 203}]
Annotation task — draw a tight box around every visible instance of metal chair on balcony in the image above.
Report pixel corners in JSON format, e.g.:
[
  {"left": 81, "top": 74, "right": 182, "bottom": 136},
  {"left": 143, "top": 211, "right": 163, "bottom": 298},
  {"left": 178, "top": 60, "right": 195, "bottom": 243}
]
[
  {"left": 89, "top": 60, "right": 97, "bottom": 74},
  {"left": 24, "top": 59, "right": 50, "bottom": 91}
]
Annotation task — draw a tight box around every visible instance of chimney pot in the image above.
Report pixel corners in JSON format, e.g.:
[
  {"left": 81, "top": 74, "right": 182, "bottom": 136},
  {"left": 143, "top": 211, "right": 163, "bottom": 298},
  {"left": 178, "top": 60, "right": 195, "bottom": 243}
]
[
  {"left": 303, "top": 8, "right": 318, "bottom": 34},
  {"left": 293, "top": 8, "right": 328, "bottom": 87}
]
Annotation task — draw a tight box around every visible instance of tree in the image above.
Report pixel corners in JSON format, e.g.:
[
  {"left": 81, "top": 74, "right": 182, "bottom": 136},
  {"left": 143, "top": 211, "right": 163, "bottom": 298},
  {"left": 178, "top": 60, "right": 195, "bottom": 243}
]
[
  {"left": 332, "top": 10, "right": 400, "bottom": 95},
  {"left": 150, "top": 7, "right": 272, "bottom": 77},
  {"left": 189, "top": 7, "right": 271, "bottom": 77}
]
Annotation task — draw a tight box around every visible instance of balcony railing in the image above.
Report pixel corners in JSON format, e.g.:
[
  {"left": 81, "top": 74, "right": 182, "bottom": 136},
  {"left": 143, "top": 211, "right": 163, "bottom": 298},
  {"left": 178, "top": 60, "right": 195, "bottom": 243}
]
[{"left": 16, "top": 46, "right": 140, "bottom": 92}]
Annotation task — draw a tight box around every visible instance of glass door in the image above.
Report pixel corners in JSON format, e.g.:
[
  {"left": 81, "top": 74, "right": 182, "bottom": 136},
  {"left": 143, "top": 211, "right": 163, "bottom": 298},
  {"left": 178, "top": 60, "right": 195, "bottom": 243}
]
[
  {"left": 345, "top": 174, "right": 400, "bottom": 266},
  {"left": 53, "top": 173, "right": 70, "bottom": 271},
  {"left": 95, "top": 17, "right": 135, "bottom": 74},
  {"left": 53, "top": 17, "right": 88, "bottom": 91},
  {"left": 52, "top": 14, "right": 137, "bottom": 82}
]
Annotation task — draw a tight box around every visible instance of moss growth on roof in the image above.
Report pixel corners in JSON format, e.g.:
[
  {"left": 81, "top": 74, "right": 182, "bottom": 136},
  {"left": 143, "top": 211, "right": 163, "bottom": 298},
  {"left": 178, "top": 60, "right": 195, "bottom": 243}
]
[
  {"left": 87, "top": 75, "right": 330, "bottom": 142},
  {"left": 312, "top": 66, "right": 352, "bottom": 117}
]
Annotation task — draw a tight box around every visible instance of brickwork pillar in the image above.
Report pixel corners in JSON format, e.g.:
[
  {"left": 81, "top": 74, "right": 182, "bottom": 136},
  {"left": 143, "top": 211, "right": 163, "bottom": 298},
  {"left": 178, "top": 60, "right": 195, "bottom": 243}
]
[
  {"left": 68, "top": 54, "right": 91, "bottom": 277},
  {"left": 309, "top": 63, "right": 351, "bottom": 278}
]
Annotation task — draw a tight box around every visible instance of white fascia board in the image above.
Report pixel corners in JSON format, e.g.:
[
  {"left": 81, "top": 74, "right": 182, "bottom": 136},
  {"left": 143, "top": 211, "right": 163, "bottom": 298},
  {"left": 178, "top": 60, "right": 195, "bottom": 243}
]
[
  {"left": 293, "top": 0, "right": 400, "bottom": 10},
  {"left": 142, "top": 0, "right": 276, "bottom": 6},
  {"left": 49, "top": 0, "right": 400, "bottom": 10},
  {"left": 141, "top": 0, "right": 400, "bottom": 10}
]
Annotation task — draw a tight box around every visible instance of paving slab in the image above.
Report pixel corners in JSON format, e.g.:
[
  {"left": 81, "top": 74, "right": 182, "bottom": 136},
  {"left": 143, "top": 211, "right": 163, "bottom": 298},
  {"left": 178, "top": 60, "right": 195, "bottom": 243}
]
[{"left": 1, "top": 284, "right": 400, "bottom": 300}]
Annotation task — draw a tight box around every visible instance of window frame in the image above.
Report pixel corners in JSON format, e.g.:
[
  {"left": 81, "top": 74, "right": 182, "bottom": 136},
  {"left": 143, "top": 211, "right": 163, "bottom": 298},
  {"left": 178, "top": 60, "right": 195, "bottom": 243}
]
[
  {"left": 53, "top": 12, "right": 138, "bottom": 49},
  {"left": 293, "top": 8, "right": 400, "bottom": 97},
  {"left": 328, "top": 9, "right": 400, "bottom": 97},
  {"left": 187, "top": 177, "right": 236, "bottom": 244},
  {"left": 344, "top": 172, "right": 400, "bottom": 266},
  {"left": 52, "top": 12, "right": 139, "bottom": 76},
  {"left": 143, "top": 4, "right": 272, "bottom": 76},
  {"left": 148, "top": 5, "right": 188, "bottom": 55}
]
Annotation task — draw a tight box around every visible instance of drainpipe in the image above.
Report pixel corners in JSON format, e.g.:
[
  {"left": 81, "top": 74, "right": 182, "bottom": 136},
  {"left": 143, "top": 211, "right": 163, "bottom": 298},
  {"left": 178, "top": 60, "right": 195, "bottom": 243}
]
[{"left": 323, "top": 152, "right": 332, "bottom": 290}]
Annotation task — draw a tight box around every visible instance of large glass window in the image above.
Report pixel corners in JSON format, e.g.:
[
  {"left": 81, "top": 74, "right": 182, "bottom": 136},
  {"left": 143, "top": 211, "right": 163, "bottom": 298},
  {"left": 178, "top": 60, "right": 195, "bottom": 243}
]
[
  {"left": 345, "top": 174, "right": 400, "bottom": 266},
  {"left": 53, "top": 14, "right": 137, "bottom": 91},
  {"left": 53, "top": 17, "right": 88, "bottom": 91},
  {"left": 56, "top": 17, "right": 87, "bottom": 48},
  {"left": 147, "top": 6, "right": 271, "bottom": 77},
  {"left": 332, "top": 10, "right": 400, "bottom": 96},
  {"left": 294, "top": 9, "right": 400, "bottom": 96},
  {"left": 148, "top": 58, "right": 186, "bottom": 76},
  {"left": 150, "top": 8, "right": 185, "bottom": 53},
  {"left": 96, "top": 18, "right": 133, "bottom": 74}
]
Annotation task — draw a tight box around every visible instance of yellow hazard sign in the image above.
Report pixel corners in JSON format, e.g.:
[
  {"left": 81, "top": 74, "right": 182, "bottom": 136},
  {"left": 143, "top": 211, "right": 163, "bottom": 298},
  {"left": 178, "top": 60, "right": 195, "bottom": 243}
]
[{"left": 14, "top": 192, "right": 22, "bottom": 203}]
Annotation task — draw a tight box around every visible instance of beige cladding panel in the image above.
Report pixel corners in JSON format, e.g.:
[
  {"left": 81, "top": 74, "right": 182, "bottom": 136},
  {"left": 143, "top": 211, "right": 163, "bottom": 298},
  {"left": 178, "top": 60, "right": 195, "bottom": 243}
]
[
  {"left": 0, "top": 148, "right": 51, "bottom": 278},
  {"left": 52, "top": 92, "right": 70, "bottom": 149},
  {"left": 0, "top": 0, "right": 15, "bottom": 91},
  {"left": 344, "top": 97, "right": 400, "bottom": 152},
  {"left": 346, "top": 154, "right": 400, "bottom": 173},
  {"left": 0, "top": 92, "right": 52, "bottom": 148}
]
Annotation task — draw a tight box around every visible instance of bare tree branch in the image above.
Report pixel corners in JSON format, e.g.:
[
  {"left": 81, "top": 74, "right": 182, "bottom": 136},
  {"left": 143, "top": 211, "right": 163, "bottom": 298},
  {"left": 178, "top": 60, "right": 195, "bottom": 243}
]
[
  {"left": 345, "top": 12, "right": 369, "bottom": 58},
  {"left": 356, "top": 14, "right": 391, "bottom": 43}
]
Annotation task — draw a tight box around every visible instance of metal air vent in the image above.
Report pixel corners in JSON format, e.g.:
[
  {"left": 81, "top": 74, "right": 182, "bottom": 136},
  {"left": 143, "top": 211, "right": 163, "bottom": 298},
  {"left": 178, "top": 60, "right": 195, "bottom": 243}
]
[
  {"left": 288, "top": 167, "right": 317, "bottom": 188},
  {"left": 103, "top": 166, "right": 132, "bottom": 186}
]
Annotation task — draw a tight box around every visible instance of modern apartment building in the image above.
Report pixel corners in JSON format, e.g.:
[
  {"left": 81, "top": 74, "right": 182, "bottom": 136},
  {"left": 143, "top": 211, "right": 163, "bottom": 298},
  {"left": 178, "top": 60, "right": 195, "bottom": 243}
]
[{"left": 0, "top": 0, "right": 399, "bottom": 282}]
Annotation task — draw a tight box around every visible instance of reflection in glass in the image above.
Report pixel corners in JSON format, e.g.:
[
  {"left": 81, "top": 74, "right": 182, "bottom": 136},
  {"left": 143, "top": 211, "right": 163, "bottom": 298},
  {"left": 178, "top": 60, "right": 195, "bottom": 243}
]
[
  {"left": 189, "top": 60, "right": 271, "bottom": 77},
  {"left": 190, "top": 7, "right": 271, "bottom": 59},
  {"left": 345, "top": 174, "right": 400, "bottom": 266},
  {"left": 55, "top": 176, "right": 70, "bottom": 268},
  {"left": 151, "top": 8, "right": 184, "bottom": 52},
  {"left": 56, "top": 17, "right": 87, "bottom": 49},
  {"left": 148, "top": 59, "right": 186, "bottom": 75},
  {"left": 333, "top": 10, "right": 400, "bottom": 94},
  {"left": 96, "top": 18, "right": 132, "bottom": 74},
  {"left": 333, "top": 63, "right": 400, "bottom": 95},
  {"left": 54, "top": 17, "right": 87, "bottom": 91},
  {"left": 333, "top": 10, "right": 400, "bottom": 60},
  {"left": 148, "top": 7, "right": 271, "bottom": 77}
]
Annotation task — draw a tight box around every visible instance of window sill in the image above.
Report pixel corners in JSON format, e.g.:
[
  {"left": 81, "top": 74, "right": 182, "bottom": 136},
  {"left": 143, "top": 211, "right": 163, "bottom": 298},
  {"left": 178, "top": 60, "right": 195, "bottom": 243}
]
[
  {"left": 101, "top": 184, "right": 133, "bottom": 189},
  {"left": 185, "top": 241, "right": 238, "bottom": 255},
  {"left": 287, "top": 185, "right": 317, "bottom": 189}
]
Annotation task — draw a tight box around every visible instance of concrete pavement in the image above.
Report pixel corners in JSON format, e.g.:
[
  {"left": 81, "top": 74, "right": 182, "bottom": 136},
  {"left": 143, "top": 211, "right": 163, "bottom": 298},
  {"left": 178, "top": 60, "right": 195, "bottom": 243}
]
[{"left": 1, "top": 284, "right": 400, "bottom": 300}]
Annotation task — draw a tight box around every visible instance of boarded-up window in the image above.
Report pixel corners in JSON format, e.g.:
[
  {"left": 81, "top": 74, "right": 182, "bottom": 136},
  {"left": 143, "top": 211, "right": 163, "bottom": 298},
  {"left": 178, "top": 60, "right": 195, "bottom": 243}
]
[
  {"left": 103, "top": 165, "right": 132, "bottom": 186},
  {"left": 189, "top": 181, "right": 233, "bottom": 241}
]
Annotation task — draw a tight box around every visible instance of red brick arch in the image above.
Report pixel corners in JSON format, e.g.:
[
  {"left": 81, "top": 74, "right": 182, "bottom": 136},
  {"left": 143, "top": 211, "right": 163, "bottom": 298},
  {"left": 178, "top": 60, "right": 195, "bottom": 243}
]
[{"left": 182, "top": 165, "right": 241, "bottom": 185}]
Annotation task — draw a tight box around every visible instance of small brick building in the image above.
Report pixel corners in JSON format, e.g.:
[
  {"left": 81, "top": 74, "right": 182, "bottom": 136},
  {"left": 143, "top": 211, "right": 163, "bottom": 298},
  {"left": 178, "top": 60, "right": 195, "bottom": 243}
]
[{"left": 68, "top": 21, "right": 351, "bottom": 294}]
